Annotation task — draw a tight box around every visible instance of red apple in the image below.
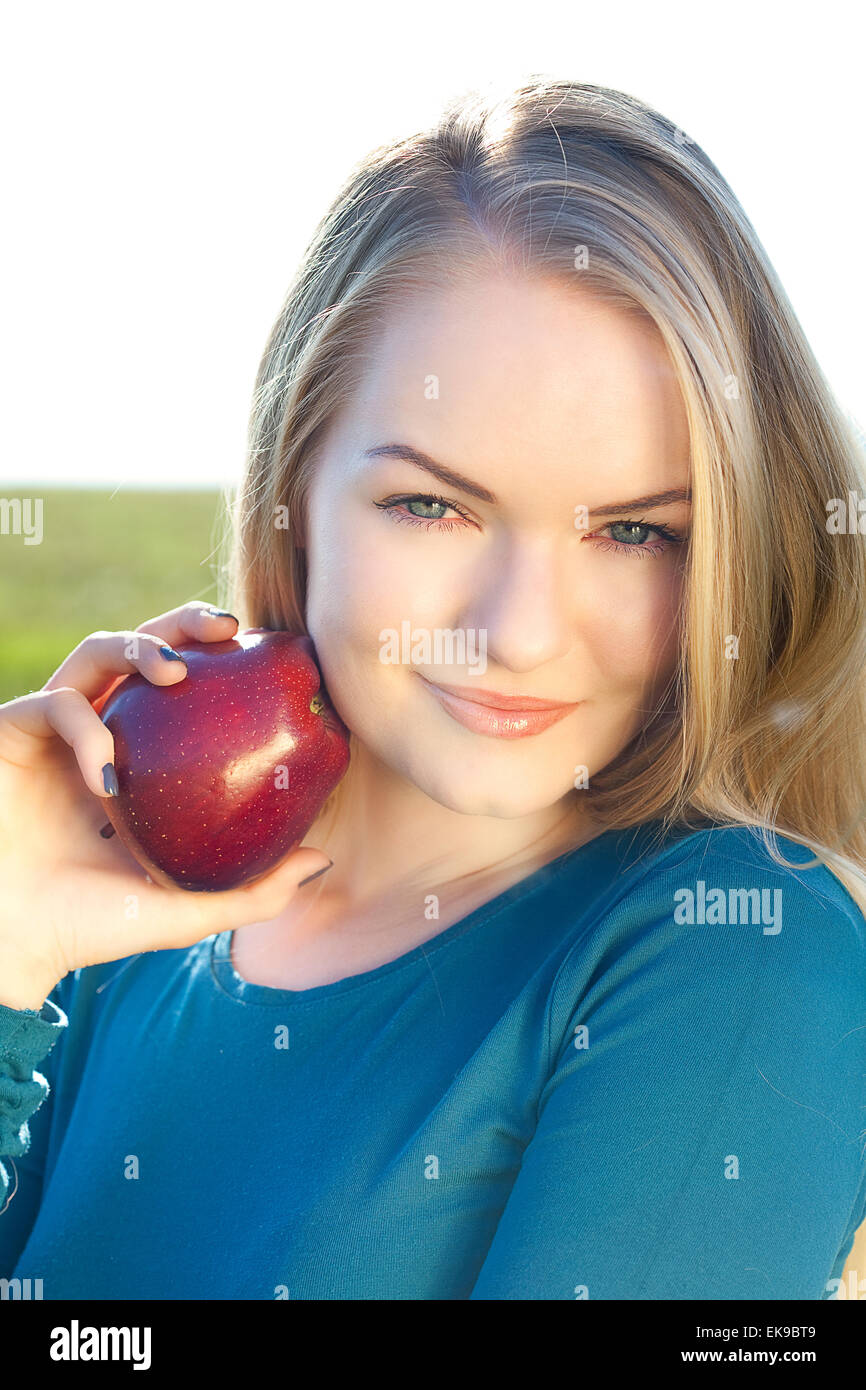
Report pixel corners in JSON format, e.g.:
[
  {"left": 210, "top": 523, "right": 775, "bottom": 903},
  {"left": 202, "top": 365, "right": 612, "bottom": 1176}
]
[{"left": 99, "top": 629, "right": 350, "bottom": 891}]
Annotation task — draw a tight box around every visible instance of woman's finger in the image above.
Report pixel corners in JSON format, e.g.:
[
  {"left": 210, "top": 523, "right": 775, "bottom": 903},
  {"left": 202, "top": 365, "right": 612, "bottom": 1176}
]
[
  {"left": 42, "top": 630, "right": 192, "bottom": 703},
  {"left": 0, "top": 686, "right": 117, "bottom": 797},
  {"left": 41, "top": 602, "right": 240, "bottom": 705},
  {"left": 134, "top": 599, "right": 240, "bottom": 646}
]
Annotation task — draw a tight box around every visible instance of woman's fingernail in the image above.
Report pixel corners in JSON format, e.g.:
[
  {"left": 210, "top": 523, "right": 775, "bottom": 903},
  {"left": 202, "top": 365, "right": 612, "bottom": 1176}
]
[
  {"left": 159, "top": 645, "right": 185, "bottom": 662},
  {"left": 298, "top": 861, "right": 334, "bottom": 887},
  {"left": 99, "top": 822, "right": 116, "bottom": 838},
  {"left": 205, "top": 609, "right": 238, "bottom": 622},
  {"left": 102, "top": 763, "right": 119, "bottom": 796}
]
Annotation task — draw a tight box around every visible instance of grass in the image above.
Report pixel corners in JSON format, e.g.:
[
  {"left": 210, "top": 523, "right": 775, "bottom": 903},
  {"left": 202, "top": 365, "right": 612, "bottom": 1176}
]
[{"left": 0, "top": 488, "right": 229, "bottom": 702}]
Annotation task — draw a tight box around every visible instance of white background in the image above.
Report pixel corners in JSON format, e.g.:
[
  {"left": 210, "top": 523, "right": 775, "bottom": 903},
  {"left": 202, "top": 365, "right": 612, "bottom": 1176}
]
[{"left": 2, "top": 0, "right": 863, "bottom": 489}]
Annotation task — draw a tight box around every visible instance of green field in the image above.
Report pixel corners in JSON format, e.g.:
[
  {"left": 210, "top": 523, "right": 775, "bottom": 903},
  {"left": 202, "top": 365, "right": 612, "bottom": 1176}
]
[{"left": 0, "top": 488, "right": 230, "bottom": 703}]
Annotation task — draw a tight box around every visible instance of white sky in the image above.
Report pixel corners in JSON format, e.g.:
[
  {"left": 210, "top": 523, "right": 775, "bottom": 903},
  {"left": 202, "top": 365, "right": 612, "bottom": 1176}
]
[{"left": 3, "top": 0, "right": 863, "bottom": 489}]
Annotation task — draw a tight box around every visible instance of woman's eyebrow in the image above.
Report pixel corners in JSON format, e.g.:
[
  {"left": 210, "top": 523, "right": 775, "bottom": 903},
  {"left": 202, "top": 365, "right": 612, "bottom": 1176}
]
[
  {"left": 362, "top": 444, "right": 498, "bottom": 503},
  {"left": 362, "top": 443, "right": 691, "bottom": 516},
  {"left": 587, "top": 487, "right": 692, "bottom": 518}
]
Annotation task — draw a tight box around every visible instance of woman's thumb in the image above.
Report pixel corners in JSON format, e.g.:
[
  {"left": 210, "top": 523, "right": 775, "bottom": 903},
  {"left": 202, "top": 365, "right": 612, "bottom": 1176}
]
[
  {"left": 291, "top": 849, "right": 335, "bottom": 887},
  {"left": 239, "top": 846, "right": 334, "bottom": 913}
]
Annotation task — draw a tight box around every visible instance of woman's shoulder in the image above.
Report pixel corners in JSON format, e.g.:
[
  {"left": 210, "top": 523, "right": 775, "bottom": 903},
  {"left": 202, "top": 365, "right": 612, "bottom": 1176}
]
[
  {"left": 545, "top": 816, "right": 866, "bottom": 1109},
  {"left": 593, "top": 817, "right": 866, "bottom": 936},
  {"left": 549, "top": 817, "right": 866, "bottom": 1008}
]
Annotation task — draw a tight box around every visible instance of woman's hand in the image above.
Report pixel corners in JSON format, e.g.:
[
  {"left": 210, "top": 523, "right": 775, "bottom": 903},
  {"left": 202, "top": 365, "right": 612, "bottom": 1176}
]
[{"left": 0, "top": 600, "right": 333, "bottom": 1010}]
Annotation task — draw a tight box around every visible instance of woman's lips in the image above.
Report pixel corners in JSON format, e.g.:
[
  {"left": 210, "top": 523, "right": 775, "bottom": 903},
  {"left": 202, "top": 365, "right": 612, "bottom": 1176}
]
[{"left": 417, "top": 675, "right": 580, "bottom": 739}]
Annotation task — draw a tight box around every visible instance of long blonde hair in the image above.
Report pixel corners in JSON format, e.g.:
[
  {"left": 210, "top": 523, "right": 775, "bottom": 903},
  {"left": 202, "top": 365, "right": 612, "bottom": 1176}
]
[{"left": 220, "top": 75, "right": 866, "bottom": 917}]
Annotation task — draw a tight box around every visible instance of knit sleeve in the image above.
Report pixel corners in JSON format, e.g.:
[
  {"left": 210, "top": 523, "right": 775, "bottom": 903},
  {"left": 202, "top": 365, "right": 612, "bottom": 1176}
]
[{"left": 0, "top": 996, "right": 68, "bottom": 1227}]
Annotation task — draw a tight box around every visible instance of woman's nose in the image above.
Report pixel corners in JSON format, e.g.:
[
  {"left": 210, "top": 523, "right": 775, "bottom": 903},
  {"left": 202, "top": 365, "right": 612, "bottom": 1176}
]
[{"left": 461, "top": 538, "right": 575, "bottom": 673}]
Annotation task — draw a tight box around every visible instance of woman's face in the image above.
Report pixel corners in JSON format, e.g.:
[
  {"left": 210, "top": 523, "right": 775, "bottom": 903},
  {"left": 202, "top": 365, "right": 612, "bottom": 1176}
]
[{"left": 302, "top": 269, "right": 691, "bottom": 818}]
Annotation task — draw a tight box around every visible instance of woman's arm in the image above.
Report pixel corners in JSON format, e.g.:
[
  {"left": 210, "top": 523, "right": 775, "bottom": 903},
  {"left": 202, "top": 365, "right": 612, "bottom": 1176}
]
[{"left": 469, "top": 829, "right": 866, "bottom": 1300}]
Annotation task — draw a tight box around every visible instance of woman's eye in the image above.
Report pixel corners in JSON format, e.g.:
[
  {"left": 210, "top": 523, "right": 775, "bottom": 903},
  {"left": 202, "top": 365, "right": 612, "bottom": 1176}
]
[
  {"left": 589, "top": 519, "right": 685, "bottom": 559},
  {"left": 373, "top": 494, "right": 471, "bottom": 531},
  {"left": 373, "top": 497, "right": 685, "bottom": 558}
]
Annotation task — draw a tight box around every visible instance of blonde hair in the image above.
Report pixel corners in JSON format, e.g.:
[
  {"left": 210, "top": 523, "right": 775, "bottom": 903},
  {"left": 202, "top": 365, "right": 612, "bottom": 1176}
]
[{"left": 220, "top": 75, "right": 866, "bottom": 917}]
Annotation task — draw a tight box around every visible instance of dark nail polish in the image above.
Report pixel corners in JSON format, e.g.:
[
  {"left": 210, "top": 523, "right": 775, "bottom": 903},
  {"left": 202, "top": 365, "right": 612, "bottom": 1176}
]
[
  {"left": 102, "top": 763, "right": 119, "bottom": 796},
  {"left": 298, "top": 861, "right": 334, "bottom": 887},
  {"left": 99, "top": 822, "right": 116, "bottom": 838},
  {"left": 205, "top": 609, "right": 238, "bottom": 622},
  {"left": 159, "top": 645, "right": 185, "bottom": 662}
]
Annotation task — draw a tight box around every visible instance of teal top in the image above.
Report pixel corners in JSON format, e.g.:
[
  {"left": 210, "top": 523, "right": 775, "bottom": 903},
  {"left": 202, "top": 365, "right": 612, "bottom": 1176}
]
[{"left": 2, "top": 818, "right": 865, "bottom": 1300}]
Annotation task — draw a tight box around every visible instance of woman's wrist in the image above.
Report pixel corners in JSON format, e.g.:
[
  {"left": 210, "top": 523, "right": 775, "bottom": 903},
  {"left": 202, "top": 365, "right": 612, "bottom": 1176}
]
[{"left": 0, "top": 951, "right": 57, "bottom": 1012}]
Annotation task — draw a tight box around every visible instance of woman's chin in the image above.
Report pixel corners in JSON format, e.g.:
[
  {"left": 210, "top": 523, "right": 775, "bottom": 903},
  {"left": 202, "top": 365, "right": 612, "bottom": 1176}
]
[{"left": 409, "top": 766, "right": 564, "bottom": 820}]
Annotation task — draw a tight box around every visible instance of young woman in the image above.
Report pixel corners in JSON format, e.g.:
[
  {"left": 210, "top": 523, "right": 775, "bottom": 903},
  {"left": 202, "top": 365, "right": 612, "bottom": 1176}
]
[{"left": 2, "top": 77, "right": 865, "bottom": 1301}]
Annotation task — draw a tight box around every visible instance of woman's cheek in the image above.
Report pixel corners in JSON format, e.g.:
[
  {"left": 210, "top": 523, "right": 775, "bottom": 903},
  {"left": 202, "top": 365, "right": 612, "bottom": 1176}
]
[
  {"left": 308, "top": 514, "right": 395, "bottom": 633},
  {"left": 580, "top": 561, "right": 683, "bottom": 688},
  {"left": 304, "top": 518, "right": 444, "bottom": 710},
  {"left": 339, "top": 525, "right": 469, "bottom": 639}
]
